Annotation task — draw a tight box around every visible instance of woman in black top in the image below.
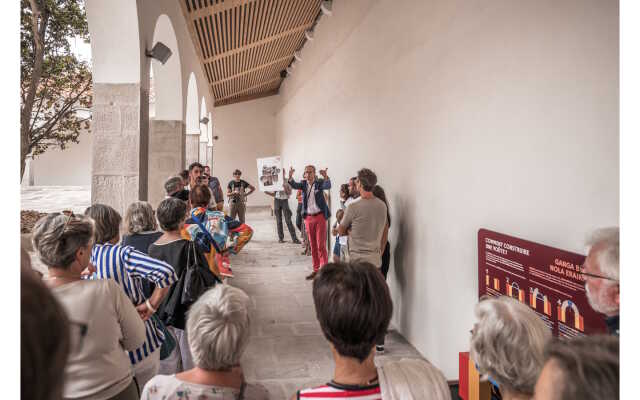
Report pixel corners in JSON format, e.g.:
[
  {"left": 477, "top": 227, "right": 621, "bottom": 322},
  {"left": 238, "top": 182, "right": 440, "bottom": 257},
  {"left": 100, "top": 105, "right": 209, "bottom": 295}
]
[
  {"left": 121, "top": 201, "right": 163, "bottom": 298},
  {"left": 372, "top": 185, "right": 391, "bottom": 279},
  {"left": 149, "top": 198, "right": 216, "bottom": 375}
]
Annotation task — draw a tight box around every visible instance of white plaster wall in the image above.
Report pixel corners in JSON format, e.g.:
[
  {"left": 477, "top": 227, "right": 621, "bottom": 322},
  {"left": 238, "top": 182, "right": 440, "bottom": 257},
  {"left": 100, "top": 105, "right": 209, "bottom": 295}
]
[
  {"left": 275, "top": 0, "right": 619, "bottom": 379},
  {"left": 31, "top": 129, "right": 92, "bottom": 186},
  {"left": 213, "top": 97, "right": 279, "bottom": 208}
]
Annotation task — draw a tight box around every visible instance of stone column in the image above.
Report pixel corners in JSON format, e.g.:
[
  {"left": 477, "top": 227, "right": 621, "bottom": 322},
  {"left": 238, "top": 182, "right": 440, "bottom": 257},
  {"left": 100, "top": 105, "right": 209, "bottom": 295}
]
[
  {"left": 148, "top": 120, "right": 185, "bottom": 207},
  {"left": 91, "top": 83, "right": 145, "bottom": 215},
  {"left": 199, "top": 141, "right": 208, "bottom": 166},
  {"left": 206, "top": 145, "right": 213, "bottom": 170},
  {"left": 185, "top": 134, "right": 200, "bottom": 168}
]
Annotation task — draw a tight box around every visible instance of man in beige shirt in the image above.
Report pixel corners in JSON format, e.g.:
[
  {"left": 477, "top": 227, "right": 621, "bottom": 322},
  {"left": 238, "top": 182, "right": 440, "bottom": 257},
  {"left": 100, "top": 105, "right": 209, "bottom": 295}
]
[{"left": 338, "top": 168, "right": 388, "bottom": 268}]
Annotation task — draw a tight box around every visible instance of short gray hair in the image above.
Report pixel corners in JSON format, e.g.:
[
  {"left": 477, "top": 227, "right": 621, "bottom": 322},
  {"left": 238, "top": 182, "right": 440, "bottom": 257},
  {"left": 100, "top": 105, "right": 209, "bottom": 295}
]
[
  {"left": 378, "top": 358, "right": 451, "bottom": 400},
  {"left": 544, "top": 335, "right": 619, "bottom": 400},
  {"left": 164, "top": 176, "right": 184, "bottom": 195},
  {"left": 124, "top": 201, "right": 157, "bottom": 234},
  {"left": 32, "top": 213, "right": 94, "bottom": 269},
  {"left": 470, "top": 296, "right": 551, "bottom": 395},
  {"left": 586, "top": 227, "right": 619, "bottom": 280},
  {"left": 187, "top": 284, "right": 251, "bottom": 371}
]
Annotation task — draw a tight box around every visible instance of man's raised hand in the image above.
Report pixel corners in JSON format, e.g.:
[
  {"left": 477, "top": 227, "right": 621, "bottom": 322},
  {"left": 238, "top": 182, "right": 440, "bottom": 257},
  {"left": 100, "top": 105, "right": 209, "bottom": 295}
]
[
  {"left": 319, "top": 168, "right": 328, "bottom": 179},
  {"left": 289, "top": 167, "right": 295, "bottom": 179}
]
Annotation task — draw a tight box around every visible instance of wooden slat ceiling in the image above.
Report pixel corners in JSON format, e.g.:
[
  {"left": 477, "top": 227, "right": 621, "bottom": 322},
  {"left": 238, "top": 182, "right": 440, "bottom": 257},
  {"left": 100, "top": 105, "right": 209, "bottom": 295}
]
[{"left": 180, "top": 0, "right": 324, "bottom": 107}]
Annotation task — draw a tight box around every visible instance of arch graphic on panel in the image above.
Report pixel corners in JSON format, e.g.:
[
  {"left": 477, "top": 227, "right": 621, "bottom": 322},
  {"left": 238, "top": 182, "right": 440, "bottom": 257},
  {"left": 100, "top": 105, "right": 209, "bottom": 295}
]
[
  {"left": 557, "top": 300, "right": 584, "bottom": 331},
  {"left": 506, "top": 281, "right": 525, "bottom": 303},
  {"left": 151, "top": 14, "right": 182, "bottom": 121},
  {"left": 529, "top": 288, "right": 552, "bottom": 316},
  {"left": 186, "top": 73, "right": 199, "bottom": 134}
]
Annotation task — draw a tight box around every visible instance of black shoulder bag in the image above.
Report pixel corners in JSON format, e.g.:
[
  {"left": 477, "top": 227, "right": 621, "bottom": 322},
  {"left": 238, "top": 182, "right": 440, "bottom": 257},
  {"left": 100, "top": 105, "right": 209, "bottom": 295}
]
[{"left": 181, "top": 240, "right": 219, "bottom": 305}]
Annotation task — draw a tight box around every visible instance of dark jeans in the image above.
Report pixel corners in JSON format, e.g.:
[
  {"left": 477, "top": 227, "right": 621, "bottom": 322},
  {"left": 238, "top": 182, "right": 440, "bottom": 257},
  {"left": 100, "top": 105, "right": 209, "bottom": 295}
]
[
  {"left": 275, "top": 198, "right": 298, "bottom": 241},
  {"left": 377, "top": 241, "right": 391, "bottom": 347},
  {"left": 295, "top": 203, "right": 303, "bottom": 231},
  {"left": 381, "top": 241, "right": 391, "bottom": 279}
]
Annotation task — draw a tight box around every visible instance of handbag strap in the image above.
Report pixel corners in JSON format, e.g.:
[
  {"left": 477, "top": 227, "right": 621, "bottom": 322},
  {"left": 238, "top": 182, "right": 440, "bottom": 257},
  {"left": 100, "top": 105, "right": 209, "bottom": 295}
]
[{"left": 192, "top": 210, "right": 222, "bottom": 253}]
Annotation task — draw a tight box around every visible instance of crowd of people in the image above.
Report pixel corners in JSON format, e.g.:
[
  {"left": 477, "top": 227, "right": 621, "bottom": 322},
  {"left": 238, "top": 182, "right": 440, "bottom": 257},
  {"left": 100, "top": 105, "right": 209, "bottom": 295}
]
[{"left": 21, "top": 162, "right": 621, "bottom": 400}]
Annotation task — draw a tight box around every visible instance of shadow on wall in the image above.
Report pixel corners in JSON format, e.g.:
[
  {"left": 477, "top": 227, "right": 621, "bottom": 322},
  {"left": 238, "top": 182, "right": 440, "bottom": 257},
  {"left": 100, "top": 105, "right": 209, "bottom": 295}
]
[{"left": 391, "top": 194, "right": 419, "bottom": 335}]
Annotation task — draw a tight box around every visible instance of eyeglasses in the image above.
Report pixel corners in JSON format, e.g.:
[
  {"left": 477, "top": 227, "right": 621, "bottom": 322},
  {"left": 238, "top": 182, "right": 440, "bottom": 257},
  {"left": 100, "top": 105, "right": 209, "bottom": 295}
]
[{"left": 580, "top": 271, "right": 619, "bottom": 282}]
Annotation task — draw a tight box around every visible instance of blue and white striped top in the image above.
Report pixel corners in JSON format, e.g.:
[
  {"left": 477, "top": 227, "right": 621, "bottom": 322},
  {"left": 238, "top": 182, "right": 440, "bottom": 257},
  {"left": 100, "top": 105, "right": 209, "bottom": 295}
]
[{"left": 90, "top": 243, "right": 178, "bottom": 365}]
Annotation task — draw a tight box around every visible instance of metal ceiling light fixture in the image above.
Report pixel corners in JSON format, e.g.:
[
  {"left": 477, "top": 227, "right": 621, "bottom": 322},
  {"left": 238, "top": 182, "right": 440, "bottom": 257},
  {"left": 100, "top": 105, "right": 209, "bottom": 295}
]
[
  {"left": 145, "top": 42, "right": 173, "bottom": 64},
  {"left": 321, "top": 1, "right": 333, "bottom": 16},
  {"left": 280, "top": 70, "right": 288, "bottom": 78},
  {"left": 200, "top": 116, "right": 209, "bottom": 125}
]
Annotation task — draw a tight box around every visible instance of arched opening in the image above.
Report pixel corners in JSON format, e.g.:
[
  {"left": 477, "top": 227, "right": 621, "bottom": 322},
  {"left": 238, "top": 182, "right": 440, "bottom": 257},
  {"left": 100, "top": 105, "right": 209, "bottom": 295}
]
[
  {"left": 147, "top": 14, "right": 185, "bottom": 207},
  {"left": 199, "top": 97, "right": 209, "bottom": 165},
  {"left": 86, "top": 0, "right": 142, "bottom": 213},
  {"left": 185, "top": 73, "right": 200, "bottom": 167},
  {"left": 207, "top": 111, "right": 213, "bottom": 169}
]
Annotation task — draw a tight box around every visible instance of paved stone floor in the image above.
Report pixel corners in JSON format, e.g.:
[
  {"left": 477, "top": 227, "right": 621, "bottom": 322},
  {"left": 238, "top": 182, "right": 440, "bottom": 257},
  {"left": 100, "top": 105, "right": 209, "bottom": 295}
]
[
  {"left": 21, "top": 186, "right": 426, "bottom": 399},
  {"left": 231, "top": 209, "right": 424, "bottom": 399}
]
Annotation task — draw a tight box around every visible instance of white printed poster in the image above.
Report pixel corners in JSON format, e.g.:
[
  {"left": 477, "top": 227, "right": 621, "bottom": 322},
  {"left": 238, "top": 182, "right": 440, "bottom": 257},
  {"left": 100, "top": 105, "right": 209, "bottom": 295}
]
[{"left": 256, "top": 156, "right": 284, "bottom": 192}]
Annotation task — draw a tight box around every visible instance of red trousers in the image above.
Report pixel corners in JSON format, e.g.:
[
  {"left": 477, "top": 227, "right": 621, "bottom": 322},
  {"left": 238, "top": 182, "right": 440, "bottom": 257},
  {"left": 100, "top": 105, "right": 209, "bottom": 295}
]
[{"left": 304, "top": 213, "right": 328, "bottom": 271}]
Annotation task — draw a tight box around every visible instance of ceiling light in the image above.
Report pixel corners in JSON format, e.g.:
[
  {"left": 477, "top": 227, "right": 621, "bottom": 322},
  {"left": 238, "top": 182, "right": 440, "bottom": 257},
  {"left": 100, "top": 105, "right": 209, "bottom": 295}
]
[
  {"left": 304, "top": 30, "right": 314, "bottom": 41},
  {"left": 321, "top": 1, "right": 333, "bottom": 16},
  {"left": 145, "top": 42, "right": 172, "bottom": 64},
  {"left": 280, "top": 70, "right": 288, "bottom": 78}
]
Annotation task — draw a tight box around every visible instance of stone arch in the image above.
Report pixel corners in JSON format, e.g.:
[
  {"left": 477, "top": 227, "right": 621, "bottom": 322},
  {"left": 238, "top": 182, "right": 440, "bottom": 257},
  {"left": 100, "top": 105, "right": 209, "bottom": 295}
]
[
  {"left": 199, "top": 97, "right": 209, "bottom": 164},
  {"left": 151, "top": 14, "right": 182, "bottom": 120},
  {"left": 147, "top": 14, "right": 186, "bottom": 206},
  {"left": 86, "top": 0, "right": 143, "bottom": 213},
  {"left": 185, "top": 72, "right": 200, "bottom": 167}
]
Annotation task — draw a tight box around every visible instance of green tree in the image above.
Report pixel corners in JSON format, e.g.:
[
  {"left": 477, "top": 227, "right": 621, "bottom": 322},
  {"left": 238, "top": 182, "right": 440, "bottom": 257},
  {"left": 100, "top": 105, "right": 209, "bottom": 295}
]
[{"left": 20, "top": 0, "right": 91, "bottom": 181}]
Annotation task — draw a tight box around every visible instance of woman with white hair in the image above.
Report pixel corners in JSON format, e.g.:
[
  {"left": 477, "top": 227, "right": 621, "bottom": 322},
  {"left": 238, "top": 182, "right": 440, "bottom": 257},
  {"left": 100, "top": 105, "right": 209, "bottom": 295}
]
[
  {"left": 142, "top": 285, "right": 268, "bottom": 399},
  {"left": 378, "top": 358, "right": 451, "bottom": 400},
  {"left": 33, "top": 213, "right": 146, "bottom": 399},
  {"left": 470, "top": 296, "right": 551, "bottom": 400}
]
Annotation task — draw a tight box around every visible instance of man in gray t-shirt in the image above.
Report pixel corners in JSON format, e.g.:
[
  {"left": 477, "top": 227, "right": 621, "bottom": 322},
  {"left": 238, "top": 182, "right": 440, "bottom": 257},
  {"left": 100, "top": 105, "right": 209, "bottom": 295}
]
[{"left": 338, "top": 168, "right": 388, "bottom": 268}]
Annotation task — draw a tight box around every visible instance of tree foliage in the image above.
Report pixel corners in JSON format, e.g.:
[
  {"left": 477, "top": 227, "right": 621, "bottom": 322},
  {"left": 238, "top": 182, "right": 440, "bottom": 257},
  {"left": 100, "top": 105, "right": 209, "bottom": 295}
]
[{"left": 20, "top": 0, "right": 92, "bottom": 180}]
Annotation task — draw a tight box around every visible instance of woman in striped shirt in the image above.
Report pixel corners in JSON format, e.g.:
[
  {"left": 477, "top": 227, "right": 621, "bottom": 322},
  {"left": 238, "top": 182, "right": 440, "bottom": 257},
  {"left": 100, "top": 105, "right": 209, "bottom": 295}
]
[{"left": 85, "top": 204, "right": 179, "bottom": 391}]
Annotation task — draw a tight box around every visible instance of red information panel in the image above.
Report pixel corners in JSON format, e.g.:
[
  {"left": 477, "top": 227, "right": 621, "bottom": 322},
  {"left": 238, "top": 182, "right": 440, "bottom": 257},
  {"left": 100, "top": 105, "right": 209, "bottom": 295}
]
[{"left": 478, "top": 229, "right": 607, "bottom": 338}]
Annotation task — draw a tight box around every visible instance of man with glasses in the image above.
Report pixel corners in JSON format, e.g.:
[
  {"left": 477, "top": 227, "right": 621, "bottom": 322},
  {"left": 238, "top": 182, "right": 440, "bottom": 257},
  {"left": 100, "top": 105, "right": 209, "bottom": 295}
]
[
  {"left": 582, "top": 227, "right": 619, "bottom": 335},
  {"left": 227, "top": 169, "right": 255, "bottom": 223}
]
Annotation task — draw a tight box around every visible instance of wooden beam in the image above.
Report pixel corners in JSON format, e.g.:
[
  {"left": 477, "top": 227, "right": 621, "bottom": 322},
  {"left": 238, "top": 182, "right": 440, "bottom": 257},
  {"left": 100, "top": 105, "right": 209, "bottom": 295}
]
[
  {"left": 212, "top": 54, "right": 291, "bottom": 86},
  {"left": 215, "top": 77, "right": 281, "bottom": 101},
  {"left": 178, "top": 0, "right": 218, "bottom": 102},
  {"left": 205, "top": 21, "right": 312, "bottom": 62},
  {"left": 215, "top": 87, "right": 279, "bottom": 107},
  {"left": 188, "top": 0, "right": 258, "bottom": 20}
]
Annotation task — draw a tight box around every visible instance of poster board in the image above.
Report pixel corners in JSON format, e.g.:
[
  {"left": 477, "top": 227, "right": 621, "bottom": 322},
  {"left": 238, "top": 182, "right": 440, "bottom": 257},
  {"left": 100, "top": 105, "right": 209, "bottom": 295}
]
[
  {"left": 256, "top": 156, "right": 284, "bottom": 192},
  {"left": 478, "top": 229, "right": 607, "bottom": 338}
]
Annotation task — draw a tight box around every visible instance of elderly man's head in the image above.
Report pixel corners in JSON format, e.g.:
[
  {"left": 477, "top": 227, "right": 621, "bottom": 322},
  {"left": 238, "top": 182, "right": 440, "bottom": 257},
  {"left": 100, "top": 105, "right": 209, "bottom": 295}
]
[
  {"left": 533, "top": 335, "right": 619, "bottom": 400},
  {"left": 187, "top": 285, "right": 251, "bottom": 371},
  {"left": 470, "top": 296, "right": 551, "bottom": 397},
  {"left": 304, "top": 165, "right": 316, "bottom": 183},
  {"left": 583, "top": 227, "right": 619, "bottom": 316},
  {"left": 164, "top": 176, "right": 184, "bottom": 196}
]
